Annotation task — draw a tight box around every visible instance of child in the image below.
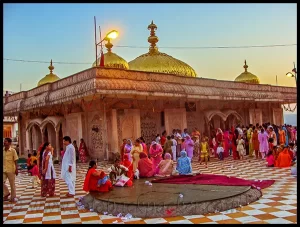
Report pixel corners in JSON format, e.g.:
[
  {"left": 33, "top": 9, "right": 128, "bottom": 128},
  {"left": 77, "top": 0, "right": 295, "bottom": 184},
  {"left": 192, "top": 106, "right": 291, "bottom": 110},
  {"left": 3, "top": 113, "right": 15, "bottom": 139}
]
[
  {"left": 266, "top": 150, "right": 275, "bottom": 167},
  {"left": 108, "top": 158, "right": 132, "bottom": 186},
  {"left": 28, "top": 160, "right": 40, "bottom": 188},
  {"left": 216, "top": 142, "right": 224, "bottom": 161},
  {"left": 30, "top": 151, "right": 37, "bottom": 167},
  {"left": 27, "top": 154, "right": 32, "bottom": 172},
  {"left": 236, "top": 134, "right": 245, "bottom": 160},
  {"left": 200, "top": 137, "right": 209, "bottom": 167}
]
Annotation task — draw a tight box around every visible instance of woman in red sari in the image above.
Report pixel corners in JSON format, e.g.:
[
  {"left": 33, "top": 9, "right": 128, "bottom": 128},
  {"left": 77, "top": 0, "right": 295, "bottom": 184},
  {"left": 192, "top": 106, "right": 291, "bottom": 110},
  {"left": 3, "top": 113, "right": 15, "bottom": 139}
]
[
  {"left": 83, "top": 160, "right": 113, "bottom": 192},
  {"left": 276, "top": 148, "right": 292, "bottom": 168},
  {"left": 121, "top": 154, "right": 134, "bottom": 182},
  {"left": 232, "top": 129, "right": 240, "bottom": 160},
  {"left": 79, "top": 138, "right": 88, "bottom": 163},
  {"left": 138, "top": 153, "right": 154, "bottom": 178}
]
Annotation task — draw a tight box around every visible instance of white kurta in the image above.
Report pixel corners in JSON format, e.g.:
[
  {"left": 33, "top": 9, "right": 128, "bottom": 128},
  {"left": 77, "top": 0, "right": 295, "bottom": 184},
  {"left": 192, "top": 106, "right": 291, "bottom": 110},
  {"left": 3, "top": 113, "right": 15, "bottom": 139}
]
[
  {"left": 61, "top": 144, "right": 76, "bottom": 181},
  {"left": 45, "top": 152, "right": 56, "bottom": 179}
]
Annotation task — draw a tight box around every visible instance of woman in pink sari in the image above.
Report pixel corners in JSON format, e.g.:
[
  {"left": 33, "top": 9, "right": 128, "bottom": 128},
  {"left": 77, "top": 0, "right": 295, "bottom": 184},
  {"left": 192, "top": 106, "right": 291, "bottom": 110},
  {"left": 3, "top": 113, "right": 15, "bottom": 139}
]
[
  {"left": 183, "top": 136, "right": 194, "bottom": 160},
  {"left": 79, "top": 138, "right": 88, "bottom": 163},
  {"left": 149, "top": 142, "right": 163, "bottom": 174},
  {"left": 156, "top": 153, "right": 174, "bottom": 177},
  {"left": 138, "top": 153, "right": 154, "bottom": 178}
]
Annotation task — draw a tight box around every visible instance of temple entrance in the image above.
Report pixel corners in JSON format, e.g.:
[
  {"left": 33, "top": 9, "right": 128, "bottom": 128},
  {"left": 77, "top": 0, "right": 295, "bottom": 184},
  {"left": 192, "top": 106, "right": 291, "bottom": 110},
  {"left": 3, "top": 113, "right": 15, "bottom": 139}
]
[
  {"left": 225, "top": 114, "right": 239, "bottom": 130},
  {"left": 31, "top": 124, "right": 42, "bottom": 152},
  {"left": 42, "top": 123, "right": 56, "bottom": 154}
]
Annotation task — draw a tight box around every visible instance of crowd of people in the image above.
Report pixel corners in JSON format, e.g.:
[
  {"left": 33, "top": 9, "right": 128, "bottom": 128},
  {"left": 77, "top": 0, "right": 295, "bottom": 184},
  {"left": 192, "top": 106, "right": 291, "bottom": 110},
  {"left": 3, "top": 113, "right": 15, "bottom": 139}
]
[{"left": 3, "top": 122, "right": 297, "bottom": 201}]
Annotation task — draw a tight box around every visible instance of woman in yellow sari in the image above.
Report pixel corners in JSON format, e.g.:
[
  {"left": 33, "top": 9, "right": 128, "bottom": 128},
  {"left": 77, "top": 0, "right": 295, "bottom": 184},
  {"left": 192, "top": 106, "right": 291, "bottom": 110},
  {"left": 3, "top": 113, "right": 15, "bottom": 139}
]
[{"left": 130, "top": 139, "right": 144, "bottom": 172}]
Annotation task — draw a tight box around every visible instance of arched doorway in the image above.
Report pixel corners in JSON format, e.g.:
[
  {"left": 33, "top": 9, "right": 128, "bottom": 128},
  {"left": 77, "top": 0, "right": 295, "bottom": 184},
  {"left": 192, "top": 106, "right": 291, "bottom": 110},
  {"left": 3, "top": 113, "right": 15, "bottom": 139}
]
[
  {"left": 42, "top": 123, "right": 56, "bottom": 157},
  {"left": 31, "top": 124, "right": 42, "bottom": 152}
]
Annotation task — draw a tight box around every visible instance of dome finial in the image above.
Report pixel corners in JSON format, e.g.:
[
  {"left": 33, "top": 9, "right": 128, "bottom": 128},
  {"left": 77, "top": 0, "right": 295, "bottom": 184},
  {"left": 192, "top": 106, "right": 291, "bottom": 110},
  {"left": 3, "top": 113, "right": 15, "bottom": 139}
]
[
  {"left": 243, "top": 60, "right": 248, "bottom": 72},
  {"left": 48, "top": 59, "right": 54, "bottom": 73},
  {"left": 105, "top": 39, "right": 113, "bottom": 53},
  {"left": 147, "top": 20, "right": 159, "bottom": 54}
]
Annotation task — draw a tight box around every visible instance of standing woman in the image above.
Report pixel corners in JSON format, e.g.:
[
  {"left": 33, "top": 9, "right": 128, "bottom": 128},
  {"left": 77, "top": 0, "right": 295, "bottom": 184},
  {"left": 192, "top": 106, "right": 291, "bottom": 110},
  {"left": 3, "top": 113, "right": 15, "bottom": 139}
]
[
  {"left": 41, "top": 142, "right": 57, "bottom": 197},
  {"left": 139, "top": 137, "right": 148, "bottom": 156},
  {"left": 183, "top": 135, "right": 194, "bottom": 160},
  {"left": 73, "top": 140, "right": 79, "bottom": 162},
  {"left": 232, "top": 128, "right": 240, "bottom": 160},
  {"left": 278, "top": 126, "right": 286, "bottom": 146},
  {"left": 252, "top": 127, "right": 260, "bottom": 159},
  {"left": 258, "top": 128, "right": 269, "bottom": 159},
  {"left": 124, "top": 139, "right": 133, "bottom": 162},
  {"left": 247, "top": 127, "right": 254, "bottom": 157},
  {"left": 79, "top": 139, "right": 88, "bottom": 163},
  {"left": 149, "top": 142, "right": 163, "bottom": 174},
  {"left": 130, "top": 139, "right": 143, "bottom": 172}
]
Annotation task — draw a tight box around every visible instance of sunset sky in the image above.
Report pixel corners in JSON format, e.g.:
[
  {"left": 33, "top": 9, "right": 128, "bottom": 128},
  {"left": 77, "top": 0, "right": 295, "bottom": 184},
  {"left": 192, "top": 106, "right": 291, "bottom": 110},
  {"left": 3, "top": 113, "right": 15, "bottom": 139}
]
[{"left": 4, "top": 4, "right": 297, "bottom": 95}]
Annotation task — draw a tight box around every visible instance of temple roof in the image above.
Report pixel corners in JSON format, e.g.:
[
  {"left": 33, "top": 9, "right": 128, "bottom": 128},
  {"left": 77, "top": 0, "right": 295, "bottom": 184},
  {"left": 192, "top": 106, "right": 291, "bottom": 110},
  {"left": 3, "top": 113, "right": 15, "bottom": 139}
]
[
  {"left": 37, "top": 60, "right": 60, "bottom": 87},
  {"left": 235, "top": 60, "right": 260, "bottom": 84},
  {"left": 128, "top": 21, "right": 197, "bottom": 77},
  {"left": 4, "top": 67, "right": 296, "bottom": 115},
  {"left": 92, "top": 40, "right": 129, "bottom": 70}
]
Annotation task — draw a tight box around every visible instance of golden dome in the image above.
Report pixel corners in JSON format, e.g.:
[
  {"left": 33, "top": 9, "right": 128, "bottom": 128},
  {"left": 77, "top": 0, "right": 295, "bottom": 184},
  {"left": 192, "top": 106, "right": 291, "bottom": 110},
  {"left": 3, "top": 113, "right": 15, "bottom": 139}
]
[
  {"left": 37, "top": 60, "right": 60, "bottom": 87},
  {"left": 92, "top": 40, "right": 129, "bottom": 69},
  {"left": 235, "top": 60, "right": 260, "bottom": 84},
  {"left": 128, "top": 21, "right": 197, "bottom": 77}
]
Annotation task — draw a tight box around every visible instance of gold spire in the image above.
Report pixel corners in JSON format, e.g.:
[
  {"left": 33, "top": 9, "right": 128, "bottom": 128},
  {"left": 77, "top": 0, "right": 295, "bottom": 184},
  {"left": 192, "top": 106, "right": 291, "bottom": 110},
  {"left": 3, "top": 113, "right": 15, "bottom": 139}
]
[
  {"left": 48, "top": 59, "right": 54, "bottom": 73},
  {"left": 128, "top": 21, "right": 197, "bottom": 77},
  {"left": 234, "top": 60, "right": 260, "bottom": 84},
  {"left": 105, "top": 39, "right": 113, "bottom": 53},
  {"left": 37, "top": 60, "right": 60, "bottom": 86},
  {"left": 147, "top": 20, "right": 159, "bottom": 54},
  {"left": 243, "top": 60, "right": 248, "bottom": 72}
]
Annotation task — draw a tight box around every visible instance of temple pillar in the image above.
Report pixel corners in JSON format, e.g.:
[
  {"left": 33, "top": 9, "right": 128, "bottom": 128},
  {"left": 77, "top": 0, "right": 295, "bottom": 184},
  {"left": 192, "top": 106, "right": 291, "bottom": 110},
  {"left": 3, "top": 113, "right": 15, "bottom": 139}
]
[
  {"left": 55, "top": 129, "right": 60, "bottom": 160},
  {"left": 28, "top": 128, "right": 33, "bottom": 155},
  {"left": 110, "top": 109, "right": 119, "bottom": 155}
]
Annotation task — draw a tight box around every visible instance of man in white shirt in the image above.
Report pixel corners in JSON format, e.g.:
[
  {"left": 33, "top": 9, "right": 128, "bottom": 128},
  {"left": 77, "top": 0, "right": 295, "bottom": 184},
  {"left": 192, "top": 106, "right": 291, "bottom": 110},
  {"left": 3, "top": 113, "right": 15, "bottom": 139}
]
[
  {"left": 170, "top": 135, "right": 178, "bottom": 161},
  {"left": 61, "top": 136, "right": 76, "bottom": 197}
]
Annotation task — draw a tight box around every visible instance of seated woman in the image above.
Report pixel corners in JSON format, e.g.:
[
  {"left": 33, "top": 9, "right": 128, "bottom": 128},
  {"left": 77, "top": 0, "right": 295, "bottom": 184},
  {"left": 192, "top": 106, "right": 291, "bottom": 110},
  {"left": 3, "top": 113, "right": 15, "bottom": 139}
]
[
  {"left": 108, "top": 158, "right": 133, "bottom": 187},
  {"left": 121, "top": 154, "right": 134, "bottom": 182},
  {"left": 83, "top": 160, "right": 113, "bottom": 193},
  {"left": 138, "top": 152, "right": 154, "bottom": 178},
  {"left": 266, "top": 150, "right": 275, "bottom": 167},
  {"left": 276, "top": 148, "right": 292, "bottom": 168},
  {"left": 156, "top": 153, "right": 174, "bottom": 177},
  {"left": 176, "top": 150, "right": 192, "bottom": 175}
]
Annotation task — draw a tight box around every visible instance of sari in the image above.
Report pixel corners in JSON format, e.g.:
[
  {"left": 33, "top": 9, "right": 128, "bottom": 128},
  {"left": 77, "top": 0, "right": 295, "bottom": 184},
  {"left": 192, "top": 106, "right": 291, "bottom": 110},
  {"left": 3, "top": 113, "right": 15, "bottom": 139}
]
[
  {"left": 247, "top": 128, "right": 254, "bottom": 157},
  {"left": 83, "top": 168, "right": 112, "bottom": 192},
  {"left": 141, "top": 142, "right": 148, "bottom": 156},
  {"left": 157, "top": 153, "right": 174, "bottom": 176},
  {"left": 276, "top": 148, "right": 292, "bottom": 168},
  {"left": 223, "top": 131, "right": 230, "bottom": 158},
  {"left": 138, "top": 153, "right": 154, "bottom": 178},
  {"left": 41, "top": 150, "right": 56, "bottom": 197},
  {"left": 149, "top": 142, "right": 163, "bottom": 174},
  {"left": 79, "top": 141, "right": 88, "bottom": 163},
  {"left": 282, "top": 126, "right": 289, "bottom": 146},
  {"left": 182, "top": 136, "right": 194, "bottom": 159},
  {"left": 131, "top": 144, "right": 143, "bottom": 172},
  {"left": 232, "top": 133, "right": 240, "bottom": 160},
  {"left": 279, "top": 129, "right": 286, "bottom": 145},
  {"left": 124, "top": 140, "right": 133, "bottom": 162},
  {"left": 121, "top": 154, "right": 134, "bottom": 181},
  {"left": 176, "top": 151, "right": 192, "bottom": 175}
]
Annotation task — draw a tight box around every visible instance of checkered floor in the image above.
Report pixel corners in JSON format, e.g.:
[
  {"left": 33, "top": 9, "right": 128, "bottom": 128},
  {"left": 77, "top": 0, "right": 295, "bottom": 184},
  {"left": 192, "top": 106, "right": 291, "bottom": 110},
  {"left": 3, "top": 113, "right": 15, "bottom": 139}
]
[{"left": 3, "top": 156, "right": 297, "bottom": 224}]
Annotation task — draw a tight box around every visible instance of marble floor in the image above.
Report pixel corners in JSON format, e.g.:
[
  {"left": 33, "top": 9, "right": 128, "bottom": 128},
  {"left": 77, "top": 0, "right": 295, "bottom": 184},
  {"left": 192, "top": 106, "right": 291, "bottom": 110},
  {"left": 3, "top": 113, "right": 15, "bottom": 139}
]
[{"left": 3, "top": 156, "right": 297, "bottom": 224}]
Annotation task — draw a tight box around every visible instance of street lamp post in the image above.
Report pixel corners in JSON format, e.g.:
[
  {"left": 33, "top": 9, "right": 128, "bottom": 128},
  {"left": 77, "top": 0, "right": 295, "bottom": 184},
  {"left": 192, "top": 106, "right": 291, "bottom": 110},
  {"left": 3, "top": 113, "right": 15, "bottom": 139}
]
[
  {"left": 94, "top": 17, "right": 118, "bottom": 67},
  {"left": 283, "top": 62, "right": 297, "bottom": 112}
]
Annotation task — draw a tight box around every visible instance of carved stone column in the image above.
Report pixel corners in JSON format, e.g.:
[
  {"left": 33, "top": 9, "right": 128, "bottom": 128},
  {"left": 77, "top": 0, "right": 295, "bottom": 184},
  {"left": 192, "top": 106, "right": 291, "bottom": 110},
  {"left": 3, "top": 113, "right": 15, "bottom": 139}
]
[
  {"left": 103, "top": 103, "right": 109, "bottom": 160},
  {"left": 28, "top": 128, "right": 33, "bottom": 155},
  {"left": 55, "top": 129, "right": 60, "bottom": 160},
  {"left": 110, "top": 109, "right": 119, "bottom": 155}
]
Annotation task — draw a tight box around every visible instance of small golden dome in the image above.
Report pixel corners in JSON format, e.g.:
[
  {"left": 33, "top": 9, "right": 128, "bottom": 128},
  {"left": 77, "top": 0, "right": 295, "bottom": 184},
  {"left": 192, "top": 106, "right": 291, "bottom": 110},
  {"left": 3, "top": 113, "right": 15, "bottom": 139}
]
[
  {"left": 128, "top": 21, "right": 197, "bottom": 77},
  {"left": 37, "top": 60, "right": 60, "bottom": 86},
  {"left": 92, "top": 40, "right": 129, "bottom": 69},
  {"left": 235, "top": 60, "right": 260, "bottom": 84}
]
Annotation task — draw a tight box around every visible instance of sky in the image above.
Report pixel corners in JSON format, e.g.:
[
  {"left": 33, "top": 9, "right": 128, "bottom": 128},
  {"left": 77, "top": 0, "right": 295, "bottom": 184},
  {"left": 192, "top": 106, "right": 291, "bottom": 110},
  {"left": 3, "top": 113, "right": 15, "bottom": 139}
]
[{"left": 3, "top": 3, "right": 297, "bottom": 114}]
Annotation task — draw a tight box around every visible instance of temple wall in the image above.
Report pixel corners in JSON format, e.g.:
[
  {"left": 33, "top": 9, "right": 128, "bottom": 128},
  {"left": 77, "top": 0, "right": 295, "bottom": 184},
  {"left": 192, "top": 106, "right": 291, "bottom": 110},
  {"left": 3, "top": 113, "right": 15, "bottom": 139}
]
[
  {"left": 140, "top": 110, "right": 160, "bottom": 146},
  {"left": 65, "top": 112, "right": 83, "bottom": 145},
  {"left": 164, "top": 108, "right": 187, "bottom": 136}
]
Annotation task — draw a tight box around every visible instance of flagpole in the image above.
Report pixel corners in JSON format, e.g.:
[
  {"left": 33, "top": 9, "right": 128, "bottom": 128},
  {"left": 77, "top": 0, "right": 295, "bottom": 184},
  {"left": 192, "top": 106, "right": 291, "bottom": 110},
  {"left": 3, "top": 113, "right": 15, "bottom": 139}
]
[{"left": 94, "top": 16, "right": 98, "bottom": 67}]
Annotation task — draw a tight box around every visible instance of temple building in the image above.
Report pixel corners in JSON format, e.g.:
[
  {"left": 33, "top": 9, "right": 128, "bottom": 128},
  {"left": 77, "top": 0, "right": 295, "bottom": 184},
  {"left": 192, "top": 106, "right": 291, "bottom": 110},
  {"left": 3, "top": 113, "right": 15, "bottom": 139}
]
[{"left": 3, "top": 21, "right": 297, "bottom": 161}]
